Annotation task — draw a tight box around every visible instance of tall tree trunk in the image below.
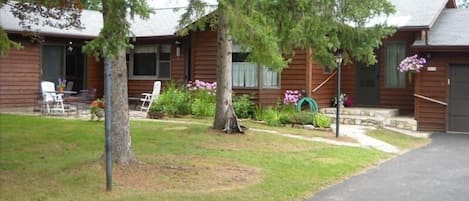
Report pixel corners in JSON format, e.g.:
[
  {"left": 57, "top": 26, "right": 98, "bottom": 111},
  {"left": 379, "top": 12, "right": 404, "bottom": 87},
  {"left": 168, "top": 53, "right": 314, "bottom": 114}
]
[
  {"left": 110, "top": 49, "right": 136, "bottom": 165},
  {"left": 213, "top": 7, "right": 233, "bottom": 129}
]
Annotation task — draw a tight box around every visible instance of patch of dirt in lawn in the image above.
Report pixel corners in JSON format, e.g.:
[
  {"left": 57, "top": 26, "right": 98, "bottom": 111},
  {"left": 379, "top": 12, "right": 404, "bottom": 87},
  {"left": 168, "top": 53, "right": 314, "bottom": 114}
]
[{"left": 79, "top": 155, "right": 262, "bottom": 193}]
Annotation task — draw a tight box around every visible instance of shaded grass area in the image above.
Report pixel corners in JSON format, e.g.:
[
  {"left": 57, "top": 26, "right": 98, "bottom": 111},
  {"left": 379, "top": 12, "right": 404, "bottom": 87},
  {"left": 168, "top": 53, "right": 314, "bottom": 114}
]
[
  {"left": 366, "top": 128, "right": 430, "bottom": 150},
  {"left": 0, "top": 114, "right": 390, "bottom": 201}
]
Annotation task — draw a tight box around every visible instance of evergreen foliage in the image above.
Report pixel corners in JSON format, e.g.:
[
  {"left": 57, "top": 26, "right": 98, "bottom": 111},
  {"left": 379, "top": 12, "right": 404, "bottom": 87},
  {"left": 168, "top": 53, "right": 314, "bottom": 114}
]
[{"left": 179, "top": 0, "right": 396, "bottom": 69}]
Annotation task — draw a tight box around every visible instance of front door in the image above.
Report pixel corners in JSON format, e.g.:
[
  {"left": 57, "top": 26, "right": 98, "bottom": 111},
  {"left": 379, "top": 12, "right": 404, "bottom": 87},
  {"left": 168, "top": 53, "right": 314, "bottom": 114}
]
[
  {"left": 65, "top": 46, "right": 85, "bottom": 91},
  {"left": 449, "top": 65, "right": 469, "bottom": 133},
  {"left": 41, "top": 45, "right": 64, "bottom": 83},
  {"left": 355, "top": 62, "right": 380, "bottom": 106}
]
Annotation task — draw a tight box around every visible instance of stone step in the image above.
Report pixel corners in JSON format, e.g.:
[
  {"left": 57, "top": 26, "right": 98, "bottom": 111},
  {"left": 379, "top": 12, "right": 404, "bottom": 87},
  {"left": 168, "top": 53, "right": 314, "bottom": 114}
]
[
  {"left": 320, "top": 107, "right": 399, "bottom": 118},
  {"left": 325, "top": 114, "right": 385, "bottom": 127},
  {"left": 325, "top": 113, "right": 418, "bottom": 132},
  {"left": 384, "top": 116, "right": 417, "bottom": 131}
]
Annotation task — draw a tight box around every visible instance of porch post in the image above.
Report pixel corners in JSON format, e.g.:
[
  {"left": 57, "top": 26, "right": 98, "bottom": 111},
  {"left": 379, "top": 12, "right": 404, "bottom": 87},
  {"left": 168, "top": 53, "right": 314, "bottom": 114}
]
[{"left": 335, "top": 53, "right": 342, "bottom": 138}]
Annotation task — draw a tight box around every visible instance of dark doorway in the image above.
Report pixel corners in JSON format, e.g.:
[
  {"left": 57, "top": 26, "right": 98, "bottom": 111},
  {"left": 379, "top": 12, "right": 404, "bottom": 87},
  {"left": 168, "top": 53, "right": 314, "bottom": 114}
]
[
  {"left": 65, "top": 46, "right": 85, "bottom": 91},
  {"left": 41, "top": 44, "right": 85, "bottom": 91},
  {"left": 355, "top": 62, "right": 380, "bottom": 106},
  {"left": 449, "top": 65, "right": 469, "bottom": 133},
  {"left": 41, "top": 45, "right": 64, "bottom": 83}
]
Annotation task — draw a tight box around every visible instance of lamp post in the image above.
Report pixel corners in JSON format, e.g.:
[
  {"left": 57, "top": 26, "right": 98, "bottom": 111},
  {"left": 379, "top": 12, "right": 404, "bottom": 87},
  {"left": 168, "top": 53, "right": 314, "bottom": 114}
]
[{"left": 335, "top": 52, "right": 343, "bottom": 138}]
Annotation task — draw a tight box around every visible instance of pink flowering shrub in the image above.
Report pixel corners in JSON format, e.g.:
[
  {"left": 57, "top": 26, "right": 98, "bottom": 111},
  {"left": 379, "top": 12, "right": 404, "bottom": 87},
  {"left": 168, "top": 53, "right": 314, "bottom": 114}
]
[
  {"left": 283, "top": 90, "right": 302, "bottom": 105},
  {"left": 398, "top": 54, "right": 426, "bottom": 73},
  {"left": 187, "top": 80, "right": 217, "bottom": 116},
  {"left": 187, "top": 80, "right": 217, "bottom": 91}
]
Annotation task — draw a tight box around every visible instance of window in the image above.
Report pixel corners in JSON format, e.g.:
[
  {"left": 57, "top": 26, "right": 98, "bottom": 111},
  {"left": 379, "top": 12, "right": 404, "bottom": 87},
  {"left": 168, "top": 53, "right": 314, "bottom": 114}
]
[
  {"left": 233, "top": 51, "right": 258, "bottom": 87},
  {"left": 128, "top": 45, "right": 171, "bottom": 80},
  {"left": 385, "top": 42, "right": 406, "bottom": 88},
  {"left": 263, "top": 66, "right": 279, "bottom": 88},
  {"left": 232, "top": 44, "right": 279, "bottom": 88}
]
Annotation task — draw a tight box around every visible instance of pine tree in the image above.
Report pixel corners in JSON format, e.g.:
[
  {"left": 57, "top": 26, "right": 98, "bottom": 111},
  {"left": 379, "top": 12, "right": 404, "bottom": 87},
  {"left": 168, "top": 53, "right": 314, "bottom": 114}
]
[{"left": 179, "top": 0, "right": 396, "bottom": 131}]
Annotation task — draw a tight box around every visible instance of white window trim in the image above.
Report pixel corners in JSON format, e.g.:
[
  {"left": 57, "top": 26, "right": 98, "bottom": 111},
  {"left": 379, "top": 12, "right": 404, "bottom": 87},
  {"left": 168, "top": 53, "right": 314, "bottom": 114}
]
[{"left": 128, "top": 44, "right": 172, "bottom": 80}]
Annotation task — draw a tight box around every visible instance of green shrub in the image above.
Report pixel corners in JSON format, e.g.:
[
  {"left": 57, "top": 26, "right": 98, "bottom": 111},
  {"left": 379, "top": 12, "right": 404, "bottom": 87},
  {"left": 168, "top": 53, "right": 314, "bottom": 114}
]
[
  {"left": 287, "top": 112, "right": 315, "bottom": 125},
  {"left": 263, "top": 109, "right": 281, "bottom": 127},
  {"left": 191, "top": 90, "right": 215, "bottom": 116},
  {"left": 255, "top": 107, "right": 281, "bottom": 126},
  {"left": 314, "top": 113, "right": 332, "bottom": 128},
  {"left": 150, "top": 84, "right": 191, "bottom": 116},
  {"left": 233, "top": 94, "right": 255, "bottom": 119}
]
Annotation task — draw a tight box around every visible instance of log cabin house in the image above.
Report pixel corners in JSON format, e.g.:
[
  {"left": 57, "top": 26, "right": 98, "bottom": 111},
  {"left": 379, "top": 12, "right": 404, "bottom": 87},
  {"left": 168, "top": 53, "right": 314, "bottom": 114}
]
[{"left": 0, "top": 0, "right": 468, "bottom": 133}]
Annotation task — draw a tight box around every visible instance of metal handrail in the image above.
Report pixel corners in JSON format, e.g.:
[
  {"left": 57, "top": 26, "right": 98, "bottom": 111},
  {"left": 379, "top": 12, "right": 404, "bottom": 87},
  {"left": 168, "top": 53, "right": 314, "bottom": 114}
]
[
  {"left": 312, "top": 70, "right": 337, "bottom": 93},
  {"left": 414, "top": 93, "right": 448, "bottom": 106}
]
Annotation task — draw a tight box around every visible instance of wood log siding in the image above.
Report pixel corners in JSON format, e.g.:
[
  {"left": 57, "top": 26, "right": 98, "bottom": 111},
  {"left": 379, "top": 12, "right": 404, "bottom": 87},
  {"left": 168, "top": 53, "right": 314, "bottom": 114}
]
[
  {"left": 415, "top": 52, "right": 469, "bottom": 132},
  {"left": 0, "top": 40, "right": 41, "bottom": 108},
  {"left": 281, "top": 49, "right": 307, "bottom": 92},
  {"left": 191, "top": 30, "right": 218, "bottom": 82},
  {"left": 310, "top": 59, "right": 337, "bottom": 108},
  {"left": 86, "top": 56, "right": 104, "bottom": 97}
]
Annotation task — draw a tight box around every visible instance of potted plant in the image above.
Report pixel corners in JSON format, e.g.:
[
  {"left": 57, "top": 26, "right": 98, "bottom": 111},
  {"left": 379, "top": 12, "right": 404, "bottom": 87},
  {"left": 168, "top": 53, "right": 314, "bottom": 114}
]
[
  {"left": 57, "top": 78, "right": 66, "bottom": 92},
  {"left": 90, "top": 98, "right": 105, "bottom": 120},
  {"left": 147, "top": 101, "right": 164, "bottom": 119},
  {"left": 332, "top": 93, "right": 347, "bottom": 107}
]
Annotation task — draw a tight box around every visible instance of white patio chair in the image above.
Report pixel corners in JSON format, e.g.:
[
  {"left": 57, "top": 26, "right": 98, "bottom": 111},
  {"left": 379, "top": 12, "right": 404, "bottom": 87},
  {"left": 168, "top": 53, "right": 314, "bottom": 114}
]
[
  {"left": 140, "top": 81, "right": 161, "bottom": 112},
  {"left": 41, "top": 81, "right": 65, "bottom": 114}
]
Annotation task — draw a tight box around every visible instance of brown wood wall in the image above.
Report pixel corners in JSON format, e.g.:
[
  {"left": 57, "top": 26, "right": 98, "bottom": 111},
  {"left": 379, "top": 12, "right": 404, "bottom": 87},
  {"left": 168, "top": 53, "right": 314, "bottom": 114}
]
[
  {"left": 281, "top": 49, "right": 307, "bottom": 92},
  {"left": 379, "top": 31, "right": 418, "bottom": 114},
  {"left": 341, "top": 63, "right": 356, "bottom": 106},
  {"left": 0, "top": 39, "right": 41, "bottom": 108},
  {"left": 191, "top": 30, "right": 218, "bottom": 82},
  {"left": 86, "top": 56, "right": 104, "bottom": 97},
  {"left": 310, "top": 59, "right": 337, "bottom": 108},
  {"left": 415, "top": 52, "right": 469, "bottom": 132}
]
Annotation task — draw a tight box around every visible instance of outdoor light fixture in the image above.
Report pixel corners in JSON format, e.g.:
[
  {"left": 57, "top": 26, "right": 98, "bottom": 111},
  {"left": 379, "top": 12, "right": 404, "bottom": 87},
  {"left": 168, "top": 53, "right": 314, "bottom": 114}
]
[
  {"left": 335, "top": 51, "right": 343, "bottom": 138},
  {"left": 67, "top": 41, "right": 73, "bottom": 52},
  {"left": 175, "top": 40, "right": 181, "bottom": 57}
]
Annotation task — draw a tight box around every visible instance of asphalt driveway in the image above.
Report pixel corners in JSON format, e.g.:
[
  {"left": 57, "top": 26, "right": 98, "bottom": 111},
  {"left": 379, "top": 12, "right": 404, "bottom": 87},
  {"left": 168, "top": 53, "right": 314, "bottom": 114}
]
[{"left": 306, "top": 133, "right": 469, "bottom": 201}]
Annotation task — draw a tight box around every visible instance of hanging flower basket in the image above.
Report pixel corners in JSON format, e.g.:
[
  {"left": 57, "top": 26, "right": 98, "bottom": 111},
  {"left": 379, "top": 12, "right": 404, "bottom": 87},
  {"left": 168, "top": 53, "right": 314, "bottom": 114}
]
[{"left": 398, "top": 54, "right": 427, "bottom": 83}]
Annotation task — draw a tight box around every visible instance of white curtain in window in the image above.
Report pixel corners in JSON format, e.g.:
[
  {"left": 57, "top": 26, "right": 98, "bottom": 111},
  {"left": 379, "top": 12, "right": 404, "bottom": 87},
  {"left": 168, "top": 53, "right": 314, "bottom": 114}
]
[
  {"left": 233, "top": 62, "right": 258, "bottom": 87},
  {"left": 385, "top": 43, "right": 406, "bottom": 88},
  {"left": 263, "top": 66, "right": 279, "bottom": 87}
]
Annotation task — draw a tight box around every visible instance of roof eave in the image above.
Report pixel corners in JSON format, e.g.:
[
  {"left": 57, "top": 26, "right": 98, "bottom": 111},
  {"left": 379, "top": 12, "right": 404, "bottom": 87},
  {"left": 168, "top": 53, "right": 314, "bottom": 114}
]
[
  {"left": 6, "top": 29, "right": 97, "bottom": 40},
  {"left": 397, "top": 26, "right": 429, "bottom": 31},
  {"left": 412, "top": 45, "right": 469, "bottom": 52}
]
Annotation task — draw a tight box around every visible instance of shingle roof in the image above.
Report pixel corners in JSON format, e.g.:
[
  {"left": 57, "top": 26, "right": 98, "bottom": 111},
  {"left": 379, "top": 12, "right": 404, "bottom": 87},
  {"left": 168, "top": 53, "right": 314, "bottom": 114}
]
[
  {"left": 0, "top": 0, "right": 216, "bottom": 38},
  {"left": 0, "top": 4, "right": 102, "bottom": 38},
  {"left": 413, "top": 9, "right": 469, "bottom": 47},
  {"left": 385, "top": 0, "right": 448, "bottom": 28}
]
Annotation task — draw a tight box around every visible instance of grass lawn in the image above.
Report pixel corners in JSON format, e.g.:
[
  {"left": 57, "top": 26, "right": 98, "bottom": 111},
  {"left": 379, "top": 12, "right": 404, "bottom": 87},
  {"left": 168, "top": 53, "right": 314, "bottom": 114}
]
[
  {"left": 0, "top": 114, "right": 393, "bottom": 201},
  {"left": 366, "top": 128, "right": 430, "bottom": 150}
]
